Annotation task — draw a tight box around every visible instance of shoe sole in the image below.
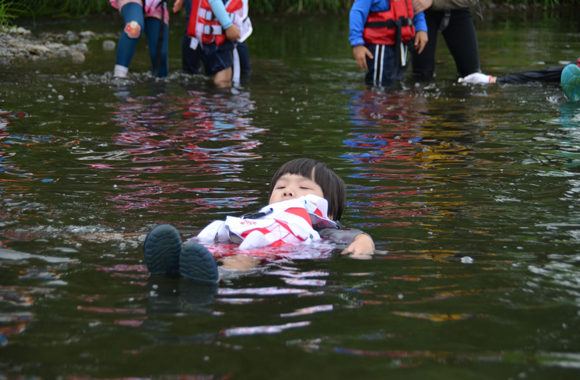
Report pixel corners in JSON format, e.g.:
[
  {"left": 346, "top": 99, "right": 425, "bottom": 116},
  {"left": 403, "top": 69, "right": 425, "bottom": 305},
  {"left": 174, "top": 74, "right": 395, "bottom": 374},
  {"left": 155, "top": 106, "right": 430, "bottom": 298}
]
[
  {"left": 561, "top": 64, "right": 580, "bottom": 102},
  {"left": 180, "top": 241, "right": 219, "bottom": 285},
  {"left": 143, "top": 224, "right": 181, "bottom": 276}
]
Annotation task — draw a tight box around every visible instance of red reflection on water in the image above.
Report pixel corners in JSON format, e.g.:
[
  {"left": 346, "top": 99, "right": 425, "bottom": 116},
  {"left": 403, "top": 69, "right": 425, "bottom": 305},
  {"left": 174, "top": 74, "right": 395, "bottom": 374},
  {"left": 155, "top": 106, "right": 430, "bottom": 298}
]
[
  {"left": 111, "top": 273, "right": 149, "bottom": 279},
  {"left": 100, "top": 89, "right": 264, "bottom": 215},
  {"left": 334, "top": 346, "right": 425, "bottom": 358},
  {"left": 343, "top": 91, "right": 428, "bottom": 166},
  {"left": 77, "top": 305, "right": 146, "bottom": 314},
  {"left": 340, "top": 90, "right": 435, "bottom": 229},
  {"left": 110, "top": 91, "right": 262, "bottom": 164},
  {"left": 0, "top": 286, "right": 54, "bottom": 306},
  {"left": 1, "top": 111, "right": 34, "bottom": 178},
  {"left": 200, "top": 241, "right": 335, "bottom": 260},
  {"left": 114, "top": 319, "right": 147, "bottom": 327},
  {"left": 0, "top": 323, "right": 26, "bottom": 344},
  {"left": 0, "top": 286, "right": 47, "bottom": 345},
  {"left": 94, "top": 264, "right": 147, "bottom": 272}
]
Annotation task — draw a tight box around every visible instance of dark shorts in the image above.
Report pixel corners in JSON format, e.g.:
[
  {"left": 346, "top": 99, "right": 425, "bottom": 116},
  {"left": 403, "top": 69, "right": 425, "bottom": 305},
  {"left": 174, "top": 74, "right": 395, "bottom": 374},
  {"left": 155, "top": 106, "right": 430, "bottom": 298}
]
[
  {"left": 364, "top": 43, "right": 408, "bottom": 87},
  {"left": 181, "top": 0, "right": 251, "bottom": 77},
  {"left": 182, "top": 38, "right": 251, "bottom": 77},
  {"left": 200, "top": 40, "right": 235, "bottom": 76}
]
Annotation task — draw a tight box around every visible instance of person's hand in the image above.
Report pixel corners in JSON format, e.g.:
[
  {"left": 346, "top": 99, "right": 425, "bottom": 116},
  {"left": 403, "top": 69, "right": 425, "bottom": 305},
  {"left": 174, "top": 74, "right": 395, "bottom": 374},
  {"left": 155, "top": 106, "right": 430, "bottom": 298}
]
[
  {"left": 458, "top": 73, "right": 496, "bottom": 84},
  {"left": 413, "top": 0, "right": 433, "bottom": 14},
  {"left": 353, "top": 45, "right": 373, "bottom": 70},
  {"left": 414, "top": 30, "right": 428, "bottom": 55},
  {"left": 225, "top": 24, "right": 241, "bottom": 41},
  {"left": 341, "top": 234, "right": 375, "bottom": 260},
  {"left": 173, "top": 0, "right": 184, "bottom": 13}
]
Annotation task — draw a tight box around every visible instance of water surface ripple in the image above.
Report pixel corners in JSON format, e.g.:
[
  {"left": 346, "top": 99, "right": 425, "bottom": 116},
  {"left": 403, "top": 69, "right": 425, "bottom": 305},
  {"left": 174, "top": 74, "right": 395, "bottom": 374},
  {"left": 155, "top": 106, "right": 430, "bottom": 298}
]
[{"left": 1, "top": 11, "right": 580, "bottom": 380}]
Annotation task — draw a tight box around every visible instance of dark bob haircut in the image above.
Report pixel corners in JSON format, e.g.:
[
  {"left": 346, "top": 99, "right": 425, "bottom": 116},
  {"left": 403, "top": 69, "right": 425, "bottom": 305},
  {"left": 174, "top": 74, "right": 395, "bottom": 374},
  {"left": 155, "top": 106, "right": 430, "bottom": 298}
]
[{"left": 268, "top": 158, "right": 346, "bottom": 221}]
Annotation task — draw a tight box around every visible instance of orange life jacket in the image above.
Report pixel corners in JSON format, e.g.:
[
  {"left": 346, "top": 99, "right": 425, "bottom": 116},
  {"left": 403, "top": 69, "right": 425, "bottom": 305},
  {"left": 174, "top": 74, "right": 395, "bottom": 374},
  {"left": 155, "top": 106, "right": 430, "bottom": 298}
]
[
  {"left": 362, "top": 0, "right": 415, "bottom": 46},
  {"left": 187, "top": 0, "right": 251, "bottom": 46}
]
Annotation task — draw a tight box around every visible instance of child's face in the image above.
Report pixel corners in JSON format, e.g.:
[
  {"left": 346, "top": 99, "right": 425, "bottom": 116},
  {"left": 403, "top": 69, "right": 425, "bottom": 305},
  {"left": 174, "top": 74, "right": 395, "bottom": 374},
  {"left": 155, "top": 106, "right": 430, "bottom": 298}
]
[{"left": 269, "top": 173, "right": 324, "bottom": 205}]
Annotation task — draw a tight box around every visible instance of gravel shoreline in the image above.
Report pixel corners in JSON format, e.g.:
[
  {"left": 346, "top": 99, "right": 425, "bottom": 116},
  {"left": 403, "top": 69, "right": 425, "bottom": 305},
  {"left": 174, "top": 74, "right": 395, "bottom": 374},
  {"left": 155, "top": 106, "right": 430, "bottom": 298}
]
[{"left": 0, "top": 26, "right": 117, "bottom": 65}]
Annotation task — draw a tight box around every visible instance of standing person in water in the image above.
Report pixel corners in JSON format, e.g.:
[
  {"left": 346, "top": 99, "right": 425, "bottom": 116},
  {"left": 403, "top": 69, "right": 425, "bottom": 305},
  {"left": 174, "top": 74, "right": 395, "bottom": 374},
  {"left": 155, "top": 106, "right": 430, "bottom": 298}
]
[
  {"left": 176, "top": 0, "right": 251, "bottom": 79},
  {"left": 142, "top": 158, "right": 376, "bottom": 284},
  {"left": 110, "top": 0, "right": 180, "bottom": 78},
  {"left": 411, "top": 0, "right": 484, "bottom": 80},
  {"left": 458, "top": 59, "right": 580, "bottom": 102},
  {"left": 173, "top": 0, "right": 253, "bottom": 87},
  {"left": 349, "top": 0, "right": 429, "bottom": 86}
]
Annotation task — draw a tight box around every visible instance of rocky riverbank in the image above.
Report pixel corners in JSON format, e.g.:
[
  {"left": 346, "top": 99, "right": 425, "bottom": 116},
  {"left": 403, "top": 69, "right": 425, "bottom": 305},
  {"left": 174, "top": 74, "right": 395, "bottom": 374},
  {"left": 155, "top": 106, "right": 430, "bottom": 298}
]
[{"left": 0, "top": 26, "right": 117, "bottom": 65}]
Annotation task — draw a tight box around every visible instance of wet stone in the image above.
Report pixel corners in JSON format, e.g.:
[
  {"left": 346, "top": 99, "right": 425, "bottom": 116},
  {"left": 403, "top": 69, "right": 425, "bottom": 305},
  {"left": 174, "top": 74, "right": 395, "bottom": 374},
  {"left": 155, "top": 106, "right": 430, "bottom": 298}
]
[
  {"left": 71, "top": 51, "right": 85, "bottom": 64},
  {"left": 16, "top": 27, "right": 31, "bottom": 35},
  {"left": 102, "top": 40, "right": 116, "bottom": 51},
  {"left": 64, "top": 31, "right": 78, "bottom": 41},
  {"left": 0, "top": 27, "right": 106, "bottom": 64},
  {"left": 70, "top": 42, "right": 88, "bottom": 53},
  {"left": 79, "top": 31, "right": 98, "bottom": 41}
]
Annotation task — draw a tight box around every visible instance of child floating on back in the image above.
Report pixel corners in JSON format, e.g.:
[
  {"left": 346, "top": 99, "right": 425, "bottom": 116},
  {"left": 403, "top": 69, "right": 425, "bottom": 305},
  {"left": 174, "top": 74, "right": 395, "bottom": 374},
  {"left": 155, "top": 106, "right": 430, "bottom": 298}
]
[
  {"left": 349, "top": 0, "right": 429, "bottom": 86},
  {"left": 143, "top": 158, "right": 375, "bottom": 284}
]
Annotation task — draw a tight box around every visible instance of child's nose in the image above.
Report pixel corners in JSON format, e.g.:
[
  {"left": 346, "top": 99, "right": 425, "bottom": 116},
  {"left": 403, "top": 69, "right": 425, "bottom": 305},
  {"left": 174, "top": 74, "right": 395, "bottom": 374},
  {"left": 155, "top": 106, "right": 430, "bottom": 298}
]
[{"left": 283, "top": 189, "right": 294, "bottom": 197}]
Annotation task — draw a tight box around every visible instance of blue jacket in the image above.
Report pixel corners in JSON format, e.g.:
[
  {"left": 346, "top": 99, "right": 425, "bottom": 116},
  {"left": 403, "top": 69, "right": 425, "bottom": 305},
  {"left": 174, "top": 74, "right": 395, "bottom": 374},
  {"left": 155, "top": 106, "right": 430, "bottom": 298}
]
[{"left": 349, "top": 0, "right": 427, "bottom": 47}]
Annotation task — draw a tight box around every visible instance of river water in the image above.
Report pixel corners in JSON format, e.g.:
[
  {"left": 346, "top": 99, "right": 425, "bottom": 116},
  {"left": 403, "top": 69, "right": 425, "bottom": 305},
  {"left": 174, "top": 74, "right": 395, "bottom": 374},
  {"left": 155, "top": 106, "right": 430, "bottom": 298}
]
[{"left": 1, "top": 9, "right": 580, "bottom": 380}]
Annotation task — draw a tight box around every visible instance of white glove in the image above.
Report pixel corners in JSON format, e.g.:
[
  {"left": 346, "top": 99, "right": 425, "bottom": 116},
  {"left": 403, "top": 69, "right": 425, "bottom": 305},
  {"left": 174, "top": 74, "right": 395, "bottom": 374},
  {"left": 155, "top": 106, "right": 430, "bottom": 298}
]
[{"left": 458, "top": 73, "right": 492, "bottom": 84}]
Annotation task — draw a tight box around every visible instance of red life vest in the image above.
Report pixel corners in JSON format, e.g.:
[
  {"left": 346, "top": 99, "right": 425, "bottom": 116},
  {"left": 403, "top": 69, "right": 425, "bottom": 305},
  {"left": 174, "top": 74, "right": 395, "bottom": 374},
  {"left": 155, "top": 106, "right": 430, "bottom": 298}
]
[
  {"left": 187, "top": 0, "right": 251, "bottom": 46},
  {"left": 362, "top": 0, "right": 415, "bottom": 46}
]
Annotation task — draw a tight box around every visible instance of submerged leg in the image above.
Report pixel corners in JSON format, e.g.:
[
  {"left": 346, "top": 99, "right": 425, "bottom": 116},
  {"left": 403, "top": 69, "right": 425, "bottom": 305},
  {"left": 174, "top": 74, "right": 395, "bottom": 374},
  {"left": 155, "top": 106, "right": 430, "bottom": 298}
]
[
  {"left": 442, "top": 8, "right": 481, "bottom": 77},
  {"left": 115, "top": 2, "right": 145, "bottom": 78},
  {"left": 213, "top": 67, "right": 233, "bottom": 87},
  {"left": 182, "top": 37, "right": 203, "bottom": 74},
  {"left": 181, "top": 0, "right": 203, "bottom": 74},
  {"left": 411, "top": 9, "right": 441, "bottom": 80},
  {"left": 144, "top": 16, "right": 169, "bottom": 78},
  {"left": 236, "top": 42, "right": 252, "bottom": 75},
  {"left": 143, "top": 224, "right": 182, "bottom": 276}
]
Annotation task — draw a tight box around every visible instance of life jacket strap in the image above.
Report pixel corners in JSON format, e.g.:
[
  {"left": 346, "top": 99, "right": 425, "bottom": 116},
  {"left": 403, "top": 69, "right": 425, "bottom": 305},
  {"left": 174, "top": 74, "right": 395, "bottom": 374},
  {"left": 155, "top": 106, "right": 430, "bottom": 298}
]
[
  {"left": 241, "top": 208, "right": 274, "bottom": 220},
  {"left": 391, "top": 18, "right": 412, "bottom": 81},
  {"left": 198, "top": 8, "right": 214, "bottom": 21},
  {"left": 202, "top": 24, "right": 223, "bottom": 35},
  {"left": 365, "top": 17, "right": 414, "bottom": 29}
]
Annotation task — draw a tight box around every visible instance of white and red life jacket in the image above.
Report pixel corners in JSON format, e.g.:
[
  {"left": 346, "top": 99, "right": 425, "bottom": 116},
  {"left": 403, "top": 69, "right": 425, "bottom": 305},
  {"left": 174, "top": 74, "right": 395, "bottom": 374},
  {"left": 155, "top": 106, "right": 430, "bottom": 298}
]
[
  {"left": 187, "top": 0, "right": 252, "bottom": 46},
  {"left": 362, "top": 0, "right": 415, "bottom": 46},
  {"left": 197, "top": 194, "right": 337, "bottom": 250}
]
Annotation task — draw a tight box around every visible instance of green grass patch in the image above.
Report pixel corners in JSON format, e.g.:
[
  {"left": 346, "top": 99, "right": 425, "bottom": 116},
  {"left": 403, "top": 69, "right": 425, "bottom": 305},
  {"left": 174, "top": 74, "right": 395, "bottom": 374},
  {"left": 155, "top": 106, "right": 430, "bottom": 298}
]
[
  {"left": 0, "top": 0, "right": 32, "bottom": 29},
  {"left": 6, "top": 0, "right": 580, "bottom": 19},
  {"left": 14, "top": 0, "right": 112, "bottom": 18}
]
